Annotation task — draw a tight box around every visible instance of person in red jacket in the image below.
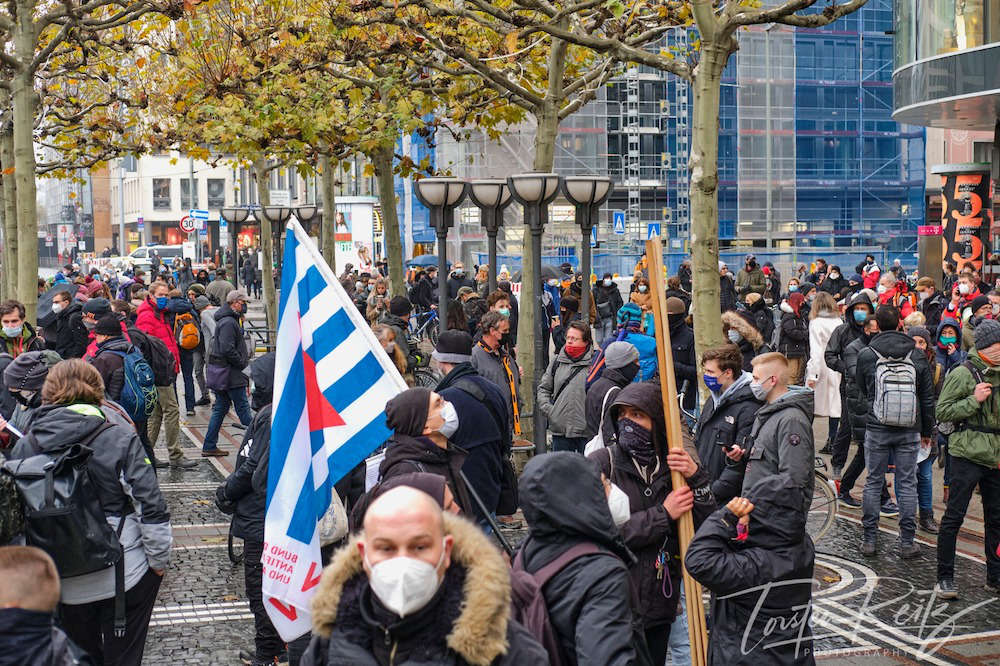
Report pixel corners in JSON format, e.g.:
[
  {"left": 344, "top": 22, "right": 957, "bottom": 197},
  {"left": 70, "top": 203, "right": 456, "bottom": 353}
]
[
  {"left": 136, "top": 281, "right": 184, "bottom": 466},
  {"left": 877, "top": 273, "right": 915, "bottom": 319}
]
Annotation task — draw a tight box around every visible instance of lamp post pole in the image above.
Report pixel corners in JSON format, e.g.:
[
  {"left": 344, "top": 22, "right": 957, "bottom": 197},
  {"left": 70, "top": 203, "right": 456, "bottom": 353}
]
[
  {"left": 563, "top": 177, "right": 614, "bottom": 320},
  {"left": 469, "top": 180, "right": 512, "bottom": 295},
  {"left": 508, "top": 173, "right": 561, "bottom": 453},
  {"left": 414, "top": 178, "right": 468, "bottom": 338}
]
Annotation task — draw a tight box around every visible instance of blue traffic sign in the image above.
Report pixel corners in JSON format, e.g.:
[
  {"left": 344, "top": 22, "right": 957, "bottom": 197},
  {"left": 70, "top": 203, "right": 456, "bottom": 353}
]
[
  {"left": 613, "top": 211, "right": 626, "bottom": 235},
  {"left": 189, "top": 208, "right": 210, "bottom": 220},
  {"left": 590, "top": 227, "right": 598, "bottom": 248},
  {"left": 647, "top": 222, "right": 661, "bottom": 240}
]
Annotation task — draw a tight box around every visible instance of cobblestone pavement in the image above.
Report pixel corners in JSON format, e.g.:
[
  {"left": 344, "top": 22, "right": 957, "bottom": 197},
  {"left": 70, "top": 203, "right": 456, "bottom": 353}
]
[{"left": 142, "top": 345, "right": 1000, "bottom": 664}]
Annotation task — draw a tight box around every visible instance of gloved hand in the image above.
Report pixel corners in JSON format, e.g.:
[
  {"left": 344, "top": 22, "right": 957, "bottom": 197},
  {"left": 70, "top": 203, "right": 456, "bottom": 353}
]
[{"left": 214, "top": 485, "right": 236, "bottom": 515}]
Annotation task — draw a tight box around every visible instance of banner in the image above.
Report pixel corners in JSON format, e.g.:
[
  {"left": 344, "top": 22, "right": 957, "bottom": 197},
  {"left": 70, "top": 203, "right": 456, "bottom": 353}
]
[
  {"left": 262, "top": 220, "right": 407, "bottom": 640},
  {"left": 940, "top": 167, "right": 994, "bottom": 272}
]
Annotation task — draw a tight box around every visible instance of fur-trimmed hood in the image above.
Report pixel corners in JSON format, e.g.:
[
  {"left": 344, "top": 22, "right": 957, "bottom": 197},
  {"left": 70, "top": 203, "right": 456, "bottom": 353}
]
[
  {"left": 722, "top": 310, "right": 764, "bottom": 349},
  {"left": 311, "top": 513, "right": 511, "bottom": 666}
]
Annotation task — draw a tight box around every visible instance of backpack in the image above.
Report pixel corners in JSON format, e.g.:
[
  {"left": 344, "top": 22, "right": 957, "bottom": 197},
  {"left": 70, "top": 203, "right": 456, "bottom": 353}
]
[
  {"left": 174, "top": 312, "right": 201, "bottom": 350},
  {"left": 129, "top": 327, "right": 176, "bottom": 385},
  {"left": 871, "top": 348, "right": 918, "bottom": 427},
  {"left": 1, "top": 424, "right": 120, "bottom": 577},
  {"left": 111, "top": 348, "right": 158, "bottom": 423},
  {"left": 510, "top": 542, "right": 601, "bottom": 666}
]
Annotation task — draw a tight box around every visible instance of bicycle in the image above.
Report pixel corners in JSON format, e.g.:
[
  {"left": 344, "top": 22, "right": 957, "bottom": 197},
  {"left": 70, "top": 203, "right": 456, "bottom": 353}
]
[
  {"left": 410, "top": 309, "right": 440, "bottom": 347},
  {"left": 677, "top": 383, "right": 838, "bottom": 543}
]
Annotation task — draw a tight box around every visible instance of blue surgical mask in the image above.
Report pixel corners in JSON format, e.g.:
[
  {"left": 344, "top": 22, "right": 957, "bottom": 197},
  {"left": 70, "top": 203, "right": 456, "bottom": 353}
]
[
  {"left": 853, "top": 309, "right": 868, "bottom": 324},
  {"left": 727, "top": 329, "right": 742, "bottom": 344},
  {"left": 2, "top": 325, "right": 22, "bottom": 338},
  {"left": 789, "top": 285, "right": 799, "bottom": 292},
  {"left": 155, "top": 296, "right": 168, "bottom": 310},
  {"left": 703, "top": 374, "right": 723, "bottom": 393},
  {"left": 498, "top": 308, "right": 510, "bottom": 317}
]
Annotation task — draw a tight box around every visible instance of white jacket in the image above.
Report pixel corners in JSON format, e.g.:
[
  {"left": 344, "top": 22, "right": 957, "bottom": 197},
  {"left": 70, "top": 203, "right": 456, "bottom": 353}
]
[{"left": 806, "top": 314, "right": 843, "bottom": 417}]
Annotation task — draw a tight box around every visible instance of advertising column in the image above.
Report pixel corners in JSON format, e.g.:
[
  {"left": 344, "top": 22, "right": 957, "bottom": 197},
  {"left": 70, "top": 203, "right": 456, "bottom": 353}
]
[{"left": 932, "top": 163, "right": 994, "bottom": 273}]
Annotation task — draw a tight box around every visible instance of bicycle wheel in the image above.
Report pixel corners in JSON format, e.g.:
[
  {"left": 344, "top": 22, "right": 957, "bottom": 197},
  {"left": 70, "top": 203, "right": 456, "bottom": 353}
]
[
  {"left": 807, "top": 471, "right": 838, "bottom": 542},
  {"left": 427, "top": 321, "right": 440, "bottom": 348},
  {"left": 413, "top": 368, "right": 441, "bottom": 388},
  {"left": 228, "top": 522, "right": 244, "bottom": 565}
]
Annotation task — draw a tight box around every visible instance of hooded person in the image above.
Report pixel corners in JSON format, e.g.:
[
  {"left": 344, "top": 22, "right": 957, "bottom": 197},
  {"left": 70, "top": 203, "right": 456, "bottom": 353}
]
[
  {"left": 935, "top": 317, "right": 965, "bottom": 374},
  {"left": 696, "top": 344, "right": 764, "bottom": 505},
  {"left": 432, "top": 330, "right": 512, "bottom": 523},
  {"left": 562, "top": 273, "right": 598, "bottom": 325},
  {"left": 742, "top": 292, "right": 774, "bottom": 345},
  {"left": 1, "top": 350, "right": 61, "bottom": 447},
  {"left": 517, "top": 452, "right": 647, "bottom": 665},
  {"left": 593, "top": 272, "right": 625, "bottom": 342},
  {"left": 377, "top": 387, "right": 474, "bottom": 517},
  {"left": 907, "top": 325, "right": 943, "bottom": 534},
  {"left": 301, "top": 487, "right": 548, "bottom": 666},
  {"left": 586, "top": 382, "right": 715, "bottom": 664},
  {"left": 685, "top": 474, "right": 815, "bottom": 666},
  {"left": 721, "top": 310, "right": 766, "bottom": 372},
  {"left": 818, "top": 264, "right": 848, "bottom": 298},
  {"left": 584, "top": 341, "right": 639, "bottom": 444}
]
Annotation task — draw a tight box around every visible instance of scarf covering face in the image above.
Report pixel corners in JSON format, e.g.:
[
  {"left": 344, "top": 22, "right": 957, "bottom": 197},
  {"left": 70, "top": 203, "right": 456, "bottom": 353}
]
[{"left": 618, "top": 417, "right": 655, "bottom": 467}]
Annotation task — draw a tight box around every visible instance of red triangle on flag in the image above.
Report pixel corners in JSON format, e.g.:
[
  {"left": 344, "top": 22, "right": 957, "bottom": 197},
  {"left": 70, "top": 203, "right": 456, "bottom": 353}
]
[{"left": 303, "top": 351, "right": 345, "bottom": 431}]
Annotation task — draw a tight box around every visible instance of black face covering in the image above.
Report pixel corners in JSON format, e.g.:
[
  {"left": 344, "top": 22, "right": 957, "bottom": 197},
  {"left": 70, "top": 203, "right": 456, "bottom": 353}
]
[
  {"left": 618, "top": 417, "right": 655, "bottom": 467},
  {"left": 668, "top": 313, "right": 685, "bottom": 329},
  {"left": 619, "top": 362, "right": 640, "bottom": 383},
  {"left": 12, "top": 390, "right": 39, "bottom": 408}
]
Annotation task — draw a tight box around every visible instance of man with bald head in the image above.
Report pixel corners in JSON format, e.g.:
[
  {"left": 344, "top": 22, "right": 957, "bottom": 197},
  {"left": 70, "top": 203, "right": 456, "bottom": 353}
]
[{"left": 301, "top": 487, "right": 546, "bottom": 665}]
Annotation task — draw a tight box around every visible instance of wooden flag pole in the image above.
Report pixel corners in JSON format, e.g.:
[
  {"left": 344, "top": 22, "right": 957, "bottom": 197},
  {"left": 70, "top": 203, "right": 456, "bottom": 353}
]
[{"left": 645, "top": 237, "right": 709, "bottom": 666}]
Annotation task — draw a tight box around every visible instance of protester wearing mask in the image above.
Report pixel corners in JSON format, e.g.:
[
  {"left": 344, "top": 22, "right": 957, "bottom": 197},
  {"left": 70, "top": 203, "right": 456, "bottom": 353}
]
[
  {"left": 720, "top": 261, "right": 738, "bottom": 313},
  {"left": 819, "top": 264, "right": 848, "bottom": 299},
  {"left": 205, "top": 268, "right": 235, "bottom": 306},
  {"left": 722, "top": 311, "right": 767, "bottom": 372},
  {"left": 907, "top": 326, "right": 942, "bottom": 534},
  {"left": 686, "top": 475, "right": 815, "bottom": 665},
  {"left": 740, "top": 353, "right": 815, "bottom": 515},
  {"left": 0, "top": 300, "right": 43, "bottom": 360},
  {"left": 916, "top": 276, "right": 947, "bottom": 331},
  {"left": 561, "top": 273, "right": 598, "bottom": 325},
  {"left": 935, "top": 319, "right": 1000, "bottom": 599},
  {"left": 517, "top": 452, "right": 648, "bottom": 665},
  {"left": 777, "top": 292, "right": 809, "bottom": 384},
  {"left": 471, "top": 312, "right": 522, "bottom": 438},
  {"left": 587, "top": 381, "right": 715, "bottom": 664},
  {"left": 485, "top": 290, "right": 516, "bottom": 353},
  {"left": 735, "top": 253, "right": 766, "bottom": 297},
  {"left": 629, "top": 277, "right": 653, "bottom": 332},
  {"left": 806, "top": 292, "right": 843, "bottom": 455},
  {"left": 300, "top": 487, "right": 547, "bottom": 666},
  {"left": 202, "top": 289, "right": 253, "bottom": 457},
  {"left": 936, "top": 318, "right": 965, "bottom": 376},
  {"left": 742, "top": 292, "right": 774, "bottom": 346},
  {"left": 372, "top": 324, "right": 411, "bottom": 385},
  {"left": 593, "top": 303, "right": 658, "bottom": 384},
  {"left": 858, "top": 254, "right": 881, "bottom": 290},
  {"left": 947, "top": 271, "right": 981, "bottom": 318},
  {"left": 962, "top": 295, "right": 993, "bottom": 352},
  {"left": 45, "top": 290, "right": 88, "bottom": 360},
  {"left": 538, "top": 321, "right": 595, "bottom": 453},
  {"left": 695, "top": 344, "right": 763, "bottom": 504},
  {"left": 585, "top": 341, "right": 639, "bottom": 445},
  {"left": 594, "top": 272, "right": 625, "bottom": 342},
  {"left": 877, "top": 274, "right": 916, "bottom": 318},
  {"left": 0, "top": 350, "right": 60, "bottom": 448},
  {"left": 446, "top": 262, "right": 475, "bottom": 299},
  {"left": 377, "top": 388, "right": 474, "bottom": 515},
  {"left": 667, "top": 297, "right": 698, "bottom": 412}
]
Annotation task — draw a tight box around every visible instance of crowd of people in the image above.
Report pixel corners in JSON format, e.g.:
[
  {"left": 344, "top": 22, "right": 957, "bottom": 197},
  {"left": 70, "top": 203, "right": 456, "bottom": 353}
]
[{"left": 2, "top": 249, "right": 997, "bottom": 666}]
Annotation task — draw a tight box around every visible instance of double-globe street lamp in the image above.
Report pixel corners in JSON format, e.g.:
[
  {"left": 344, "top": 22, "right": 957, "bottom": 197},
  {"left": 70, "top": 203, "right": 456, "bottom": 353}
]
[
  {"left": 467, "top": 180, "right": 513, "bottom": 294},
  {"left": 562, "top": 176, "right": 614, "bottom": 319},
  {"left": 414, "top": 178, "right": 468, "bottom": 337}
]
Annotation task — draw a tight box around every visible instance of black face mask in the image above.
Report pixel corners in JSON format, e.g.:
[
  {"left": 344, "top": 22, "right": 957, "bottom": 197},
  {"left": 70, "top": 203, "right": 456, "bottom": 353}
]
[
  {"left": 618, "top": 417, "right": 656, "bottom": 467},
  {"left": 619, "top": 362, "right": 640, "bottom": 383},
  {"left": 12, "top": 390, "right": 39, "bottom": 408},
  {"left": 500, "top": 332, "right": 512, "bottom": 347},
  {"left": 668, "top": 313, "right": 685, "bottom": 329}
]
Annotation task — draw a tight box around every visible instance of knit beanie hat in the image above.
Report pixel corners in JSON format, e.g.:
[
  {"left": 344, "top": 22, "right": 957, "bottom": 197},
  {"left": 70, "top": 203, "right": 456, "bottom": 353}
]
[
  {"left": 432, "top": 330, "right": 473, "bottom": 364},
  {"left": 389, "top": 296, "right": 412, "bottom": 318},
  {"left": 385, "top": 387, "right": 431, "bottom": 437},
  {"left": 83, "top": 297, "right": 111, "bottom": 317},
  {"left": 604, "top": 341, "right": 639, "bottom": 369},
  {"left": 974, "top": 319, "right": 1000, "bottom": 350},
  {"left": 4, "top": 350, "right": 61, "bottom": 391},
  {"left": 95, "top": 314, "right": 122, "bottom": 336}
]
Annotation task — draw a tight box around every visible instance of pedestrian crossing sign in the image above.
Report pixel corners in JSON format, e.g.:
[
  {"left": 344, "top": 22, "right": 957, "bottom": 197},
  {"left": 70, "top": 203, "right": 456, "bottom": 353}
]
[
  {"left": 647, "top": 222, "right": 661, "bottom": 240},
  {"left": 613, "top": 211, "right": 626, "bottom": 235}
]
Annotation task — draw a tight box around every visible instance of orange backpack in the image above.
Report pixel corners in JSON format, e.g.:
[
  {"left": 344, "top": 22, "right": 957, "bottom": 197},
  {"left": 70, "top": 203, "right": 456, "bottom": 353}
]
[{"left": 174, "top": 312, "right": 201, "bottom": 350}]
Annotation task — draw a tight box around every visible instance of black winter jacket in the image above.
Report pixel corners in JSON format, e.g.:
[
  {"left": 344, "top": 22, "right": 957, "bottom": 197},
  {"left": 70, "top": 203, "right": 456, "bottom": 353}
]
[
  {"left": 218, "top": 404, "right": 271, "bottom": 541},
  {"left": 778, "top": 312, "right": 809, "bottom": 359},
  {"left": 519, "top": 452, "right": 646, "bottom": 666},
  {"left": 435, "top": 364, "right": 510, "bottom": 522},
  {"left": 843, "top": 333, "right": 872, "bottom": 443},
  {"left": 669, "top": 319, "right": 698, "bottom": 410},
  {"left": 378, "top": 433, "right": 473, "bottom": 517},
  {"left": 409, "top": 275, "right": 434, "bottom": 311},
  {"left": 746, "top": 299, "right": 775, "bottom": 345},
  {"left": 720, "top": 275, "right": 738, "bottom": 313},
  {"left": 920, "top": 291, "right": 947, "bottom": 332},
  {"left": 209, "top": 304, "right": 249, "bottom": 388},
  {"left": 823, "top": 292, "right": 872, "bottom": 376},
  {"left": 694, "top": 374, "right": 762, "bottom": 505},
  {"left": 447, "top": 275, "right": 475, "bottom": 299},
  {"left": 0, "top": 608, "right": 93, "bottom": 666},
  {"left": 594, "top": 282, "right": 625, "bottom": 321},
  {"left": 47, "top": 300, "right": 88, "bottom": 360},
  {"left": 856, "top": 330, "right": 936, "bottom": 438},
  {"left": 89, "top": 336, "right": 132, "bottom": 402},
  {"left": 590, "top": 382, "right": 715, "bottom": 629},
  {"left": 585, "top": 366, "right": 632, "bottom": 443},
  {"left": 686, "top": 474, "right": 815, "bottom": 666}
]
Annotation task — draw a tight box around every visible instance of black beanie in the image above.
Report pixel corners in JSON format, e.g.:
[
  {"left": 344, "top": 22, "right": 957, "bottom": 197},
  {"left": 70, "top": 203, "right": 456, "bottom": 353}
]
[
  {"left": 95, "top": 314, "right": 122, "bottom": 336},
  {"left": 432, "top": 330, "right": 473, "bottom": 364},
  {"left": 385, "top": 388, "right": 431, "bottom": 437},
  {"left": 389, "top": 296, "right": 412, "bottom": 318}
]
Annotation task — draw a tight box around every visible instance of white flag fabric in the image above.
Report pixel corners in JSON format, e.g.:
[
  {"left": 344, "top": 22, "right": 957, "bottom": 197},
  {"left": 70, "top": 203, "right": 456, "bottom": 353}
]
[{"left": 262, "top": 220, "right": 406, "bottom": 640}]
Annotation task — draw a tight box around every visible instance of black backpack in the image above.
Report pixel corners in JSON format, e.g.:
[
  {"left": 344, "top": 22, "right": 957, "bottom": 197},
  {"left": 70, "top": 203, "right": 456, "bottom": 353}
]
[{"left": 128, "top": 326, "right": 176, "bottom": 386}]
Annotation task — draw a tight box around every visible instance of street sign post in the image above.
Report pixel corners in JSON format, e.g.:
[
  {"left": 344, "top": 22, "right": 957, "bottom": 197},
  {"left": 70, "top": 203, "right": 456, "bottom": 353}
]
[
  {"left": 647, "top": 222, "right": 661, "bottom": 240},
  {"left": 590, "top": 226, "right": 598, "bottom": 248},
  {"left": 613, "top": 211, "right": 626, "bottom": 235},
  {"left": 179, "top": 215, "right": 196, "bottom": 233}
]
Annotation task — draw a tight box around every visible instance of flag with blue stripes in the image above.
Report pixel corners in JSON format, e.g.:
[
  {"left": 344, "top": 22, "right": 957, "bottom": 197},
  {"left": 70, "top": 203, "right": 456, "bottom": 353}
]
[{"left": 263, "top": 220, "right": 406, "bottom": 639}]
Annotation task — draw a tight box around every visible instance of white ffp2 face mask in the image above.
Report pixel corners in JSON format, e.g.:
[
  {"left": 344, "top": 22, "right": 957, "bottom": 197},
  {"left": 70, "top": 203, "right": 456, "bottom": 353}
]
[
  {"left": 437, "top": 401, "right": 460, "bottom": 439},
  {"left": 366, "top": 542, "right": 446, "bottom": 617},
  {"left": 607, "top": 483, "right": 631, "bottom": 527}
]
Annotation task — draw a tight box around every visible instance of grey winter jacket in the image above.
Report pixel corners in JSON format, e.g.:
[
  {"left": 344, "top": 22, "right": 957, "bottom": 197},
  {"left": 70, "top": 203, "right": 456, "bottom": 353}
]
[
  {"left": 11, "top": 402, "right": 171, "bottom": 604},
  {"left": 470, "top": 342, "right": 522, "bottom": 428},
  {"left": 538, "top": 346, "right": 595, "bottom": 437},
  {"left": 741, "top": 387, "right": 815, "bottom": 515}
]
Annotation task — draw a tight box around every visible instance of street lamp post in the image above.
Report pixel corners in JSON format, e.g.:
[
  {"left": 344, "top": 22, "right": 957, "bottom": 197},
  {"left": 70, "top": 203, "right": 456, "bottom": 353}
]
[
  {"left": 220, "top": 207, "right": 251, "bottom": 289},
  {"left": 563, "top": 176, "right": 614, "bottom": 319},
  {"left": 508, "top": 172, "right": 561, "bottom": 453},
  {"left": 468, "top": 180, "right": 513, "bottom": 294},
  {"left": 414, "top": 178, "right": 467, "bottom": 337}
]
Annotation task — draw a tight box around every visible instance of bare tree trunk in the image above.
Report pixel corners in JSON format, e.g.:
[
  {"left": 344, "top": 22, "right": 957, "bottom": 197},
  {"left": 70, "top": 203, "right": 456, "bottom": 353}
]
[
  {"left": 253, "top": 158, "right": 278, "bottom": 332},
  {"left": 689, "top": 45, "right": 727, "bottom": 369},
  {"left": 0, "top": 125, "right": 16, "bottom": 301},
  {"left": 372, "top": 146, "right": 404, "bottom": 297},
  {"left": 12, "top": 65, "right": 37, "bottom": 321},
  {"left": 319, "top": 154, "right": 337, "bottom": 273}
]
